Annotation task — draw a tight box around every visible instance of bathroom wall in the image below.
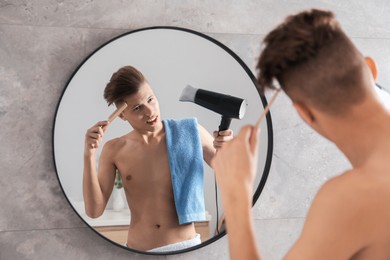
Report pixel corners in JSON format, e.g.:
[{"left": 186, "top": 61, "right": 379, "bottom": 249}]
[{"left": 1, "top": 1, "right": 390, "bottom": 259}]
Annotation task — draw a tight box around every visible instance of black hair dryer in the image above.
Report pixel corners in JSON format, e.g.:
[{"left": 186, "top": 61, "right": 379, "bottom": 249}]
[{"left": 179, "top": 85, "right": 247, "bottom": 131}]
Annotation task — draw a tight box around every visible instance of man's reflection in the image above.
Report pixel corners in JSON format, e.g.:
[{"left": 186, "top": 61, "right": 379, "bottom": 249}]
[{"left": 82, "top": 66, "right": 233, "bottom": 252}]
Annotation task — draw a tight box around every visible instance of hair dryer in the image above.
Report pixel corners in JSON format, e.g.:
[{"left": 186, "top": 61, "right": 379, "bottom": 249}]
[{"left": 179, "top": 85, "right": 247, "bottom": 131}]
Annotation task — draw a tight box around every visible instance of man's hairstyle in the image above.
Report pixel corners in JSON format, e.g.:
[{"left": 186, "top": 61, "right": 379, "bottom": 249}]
[
  {"left": 104, "top": 66, "right": 145, "bottom": 106},
  {"left": 256, "top": 9, "right": 368, "bottom": 114}
]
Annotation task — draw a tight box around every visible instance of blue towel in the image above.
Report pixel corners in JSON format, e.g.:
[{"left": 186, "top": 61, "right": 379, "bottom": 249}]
[{"left": 163, "top": 117, "right": 206, "bottom": 224}]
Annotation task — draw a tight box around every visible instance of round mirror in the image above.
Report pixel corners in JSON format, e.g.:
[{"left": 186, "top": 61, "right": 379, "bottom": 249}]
[{"left": 53, "top": 27, "right": 273, "bottom": 255}]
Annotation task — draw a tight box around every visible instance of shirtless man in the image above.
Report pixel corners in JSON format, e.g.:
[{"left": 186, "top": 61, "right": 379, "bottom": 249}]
[
  {"left": 211, "top": 9, "right": 390, "bottom": 259},
  {"left": 83, "top": 66, "right": 232, "bottom": 252}
]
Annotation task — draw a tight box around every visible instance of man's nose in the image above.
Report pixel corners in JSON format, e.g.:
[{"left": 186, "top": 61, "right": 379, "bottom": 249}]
[{"left": 144, "top": 104, "right": 153, "bottom": 116}]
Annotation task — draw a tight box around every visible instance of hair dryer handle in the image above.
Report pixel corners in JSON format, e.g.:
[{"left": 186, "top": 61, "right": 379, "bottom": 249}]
[{"left": 219, "top": 116, "right": 232, "bottom": 131}]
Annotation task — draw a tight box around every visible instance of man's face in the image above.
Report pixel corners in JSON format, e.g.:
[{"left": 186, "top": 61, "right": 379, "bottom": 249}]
[{"left": 120, "top": 82, "right": 162, "bottom": 133}]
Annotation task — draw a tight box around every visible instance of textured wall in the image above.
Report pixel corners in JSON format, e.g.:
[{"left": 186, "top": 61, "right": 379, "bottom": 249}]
[{"left": 1, "top": 1, "right": 390, "bottom": 259}]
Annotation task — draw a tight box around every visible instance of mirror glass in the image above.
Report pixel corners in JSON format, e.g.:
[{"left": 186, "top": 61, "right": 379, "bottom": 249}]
[{"left": 53, "top": 27, "right": 273, "bottom": 254}]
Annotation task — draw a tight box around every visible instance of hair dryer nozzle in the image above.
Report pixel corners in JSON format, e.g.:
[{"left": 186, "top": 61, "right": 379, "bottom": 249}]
[{"left": 179, "top": 85, "right": 198, "bottom": 103}]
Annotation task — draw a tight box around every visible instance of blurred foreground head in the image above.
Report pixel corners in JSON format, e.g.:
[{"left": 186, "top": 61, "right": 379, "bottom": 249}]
[{"left": 256, "top": 9, "right": 373, "bottom": 116}]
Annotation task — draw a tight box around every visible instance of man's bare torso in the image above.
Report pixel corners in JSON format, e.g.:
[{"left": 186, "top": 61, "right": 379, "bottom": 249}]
[{"left": 107, "top": 130, "right": 196, "bottom": 251}]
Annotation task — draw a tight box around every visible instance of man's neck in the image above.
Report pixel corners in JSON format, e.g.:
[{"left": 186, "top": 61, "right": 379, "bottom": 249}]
[
  {"left": 331, "top": 102, "right": 390, "bottom": 169},
  {"left": 135, "top": 125, "right": 165, "bottom": 145}
]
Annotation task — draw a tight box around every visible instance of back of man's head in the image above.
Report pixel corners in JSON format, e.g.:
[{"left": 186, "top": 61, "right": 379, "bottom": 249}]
[{"left": 256, "top": 9, "right": 372, "bottom": 115}]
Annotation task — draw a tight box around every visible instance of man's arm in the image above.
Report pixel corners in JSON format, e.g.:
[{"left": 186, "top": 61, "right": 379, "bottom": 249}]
[
  {"left": 211, "top": 125, "right": 261, "bottom": 260},
  {"left": 212, "top": 124, "right": 371, "bottom": 259},
  {"left": 83, "top": 121, "right": 116, "bottom": 218}
]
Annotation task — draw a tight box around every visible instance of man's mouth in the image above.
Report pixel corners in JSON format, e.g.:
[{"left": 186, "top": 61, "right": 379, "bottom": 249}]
[{"left": 146, "top": 115, "right": 158, "bottom": 125}]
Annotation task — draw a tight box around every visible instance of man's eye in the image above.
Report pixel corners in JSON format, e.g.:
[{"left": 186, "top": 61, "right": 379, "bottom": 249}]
[
  {"left": 148, "top": 97, "right": 154, "bottom": 103},
  {"left": 133, "top": 106, "right": 140, "bottom": 111}
]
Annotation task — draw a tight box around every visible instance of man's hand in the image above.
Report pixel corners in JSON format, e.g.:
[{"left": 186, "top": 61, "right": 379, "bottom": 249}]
[
  {"left": 211, "top": 125, "right": 259, "bottom": 200},
  {"left": 84, "top": 120, "right": 109, "bottom": 156},
  {"left": 213, "top": 129, "right": 234, "bottom": 149}
]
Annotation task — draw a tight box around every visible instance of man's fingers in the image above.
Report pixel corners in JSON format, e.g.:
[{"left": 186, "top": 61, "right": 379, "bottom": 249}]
[
  {"left": 237, "top": 125, "right": 253, "bottom": 141},
  {"left": 213, "top": 139, "right": 223, "bottom": 149},
  {"left": 214, "top": 129, "right": 233, "bottom": 137},
  {"left": 89, "top": 133, "right": 101, "bottom": 140},
  {"left": 95, "top": 120, "right": 109, "bottom": 127},
  {"left": 93, "top": 120, "right": 109, "bottom": 133},
  {"left": 88, "top": 121, "right": 108, "bottom": 137},
  {"left": 98, "top": 125, "right": 104, "bottom": 136},
  {"left": 85, "top": 120, "right": 108, "bottom": 153},
  {"left": 218, "top": 129, "right": 233, "bottom": 136},
  {"left": 215, "top": 135, "right": 233, "bottom": 142},
  {"left": 236, "top": 125, "right": 259, "bottom": 154}
]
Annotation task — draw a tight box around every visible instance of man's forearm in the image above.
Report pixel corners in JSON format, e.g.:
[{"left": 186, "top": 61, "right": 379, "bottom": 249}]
[
  {"left": 222, "top": 190, "right": 261, "bottom": 260},
  {"left": 83, "top": 155, "right": 105, "bottom": 218}
]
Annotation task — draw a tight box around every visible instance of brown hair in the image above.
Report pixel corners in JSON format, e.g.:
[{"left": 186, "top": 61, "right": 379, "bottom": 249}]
[
  {"left": 256, "top": 9, "right": 368, "bottom": 114},
  {"left": 104, "top": 66, "right": 145, "bottom": 106}
]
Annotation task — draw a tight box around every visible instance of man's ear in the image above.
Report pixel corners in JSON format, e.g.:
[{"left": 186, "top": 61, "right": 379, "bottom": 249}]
[
  {"left": 293, "top": 102, "right": 315, "bottom": 126},
  {"left": 365, "top": 56, "right": 378, "bottom": 81}
]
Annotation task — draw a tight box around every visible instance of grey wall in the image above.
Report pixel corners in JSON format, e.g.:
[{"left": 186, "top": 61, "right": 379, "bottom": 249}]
[{"left": 1, "top": 1, "right": 390, "bottom": 260}]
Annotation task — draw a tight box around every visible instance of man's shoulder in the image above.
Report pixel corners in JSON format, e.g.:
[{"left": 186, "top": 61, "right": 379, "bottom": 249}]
[
  {"left": 309, "top": 168, "right": 390, "bottom": 233},
  {"left": 316, "top": 170, "right": 372, "bottom": 205},
  {"left": 319, "top": 168, "right": 390, "bottom": 200},
  {"left": 104, "top": 133, "right": 137, "bottom": 151},
  {"left": 105, "top": 136, "right": 124, "bottom": 148}
]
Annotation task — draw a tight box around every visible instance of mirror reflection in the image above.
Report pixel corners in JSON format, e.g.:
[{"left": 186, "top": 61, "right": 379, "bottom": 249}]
[
  {"left": 84, "top": 65, "right": 236, "bottom": 252},
  {"left": 53, "top": 27, "right": 273, "bottom": 254}
]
